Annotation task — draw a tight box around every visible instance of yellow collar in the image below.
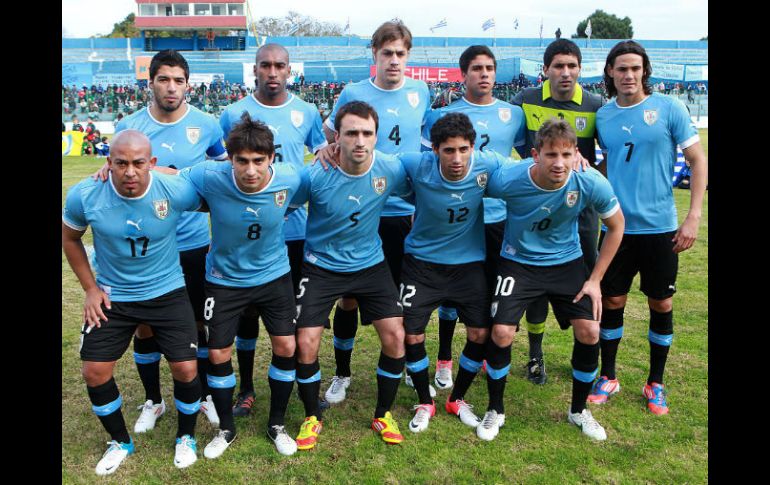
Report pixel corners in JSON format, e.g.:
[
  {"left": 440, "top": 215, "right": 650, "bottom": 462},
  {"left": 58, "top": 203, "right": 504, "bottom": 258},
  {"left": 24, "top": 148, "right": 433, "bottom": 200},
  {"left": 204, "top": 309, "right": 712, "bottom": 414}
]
[{"left": 542, "top": 79, "right": 583, "bottom": 104}]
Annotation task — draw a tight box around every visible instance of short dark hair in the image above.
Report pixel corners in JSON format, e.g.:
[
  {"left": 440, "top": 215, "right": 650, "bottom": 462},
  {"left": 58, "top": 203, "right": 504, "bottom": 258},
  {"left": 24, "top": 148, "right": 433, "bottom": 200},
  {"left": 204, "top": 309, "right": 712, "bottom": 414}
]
[
  {"left": 430, "top": 112, "right": 476, "bottom": 149},
  {"left": 459, "top": 45, "right": 497, "bottom": 74},
  {"left": 334, "top": 101, "right": 379, "bottom": 133},
  {"left": 535, "top": 118, "right": 577, "bottom": 150},
  {"left": 370, "top": 20, "right": 413, "bottom": 51},
  {"left": 603, "top": 40, "right": 653, "bottom": 98},
  {"left": 543, "top": 39, "right": 582, "bottom": 67},
  {"left": 226, "top": 112, "right": 275, "bottom": 157},
  {"left": 150, "top": 49, "right": 190, "bottom": 81}
]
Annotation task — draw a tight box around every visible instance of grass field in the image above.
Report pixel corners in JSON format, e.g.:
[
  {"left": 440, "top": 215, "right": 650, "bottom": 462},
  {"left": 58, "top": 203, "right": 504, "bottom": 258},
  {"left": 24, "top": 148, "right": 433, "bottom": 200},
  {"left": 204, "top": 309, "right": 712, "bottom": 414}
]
[{"left": 61, "top": 131, "right": 708, "bottom": 484}]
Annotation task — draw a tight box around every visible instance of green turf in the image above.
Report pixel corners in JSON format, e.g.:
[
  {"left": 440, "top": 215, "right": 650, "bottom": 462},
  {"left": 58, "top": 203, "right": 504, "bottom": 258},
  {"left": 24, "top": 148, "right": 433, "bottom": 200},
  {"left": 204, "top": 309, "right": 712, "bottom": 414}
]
[{"left": 61, "top": 130, "right": 708, "bottom": 483}]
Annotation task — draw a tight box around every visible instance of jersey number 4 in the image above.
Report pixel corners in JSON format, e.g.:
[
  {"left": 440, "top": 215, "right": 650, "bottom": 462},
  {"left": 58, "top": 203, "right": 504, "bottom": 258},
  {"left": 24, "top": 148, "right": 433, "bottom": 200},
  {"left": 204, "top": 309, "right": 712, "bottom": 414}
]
[{"left": 388, "top": 125, "right": 401, "bottom": 145}]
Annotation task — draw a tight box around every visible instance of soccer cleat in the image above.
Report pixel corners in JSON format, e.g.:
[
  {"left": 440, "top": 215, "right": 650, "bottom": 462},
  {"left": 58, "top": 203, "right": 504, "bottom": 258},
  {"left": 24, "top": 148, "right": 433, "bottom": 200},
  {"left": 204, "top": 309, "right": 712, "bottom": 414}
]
[
  {"left": 173, "top": 435, "right": 198, "bottom": 468},
  {"left": 296, "top": 416, "right": 323, "bottom": 450},
  {"left": 445, "top": 397, "right": 481, "bottom": 428},
  {"left": 268, "top": 425, "right": 298, "bottom": 456},
  {"left": 371, "top": 411, "right": 404, "bottom": 444},
  {"left": 643, "top": 382, "right": 670, "bottom": 415},
  {"left": 203, "top": 429, "right": 236, "bottom": 459},
  {"left": 324, "top": 376, "right": 351, "bottom": 404},
  {"left": 526, "top": 357, "right": 547, "bottom": 385},
  {"left": 232, "top": 390, "right": 256, "bottom": 417},
  {"left": 408, "top": 402, "right": 436, "bottom": 433},
  {"left": 95, "top": 439, "right": 134, "bottom": 476},
  {"left": 476, "top": 410, "right": 505, "bottom": 441},
  {"left": 134, "top": 399, "right": 165, "bottom": 433},
  {"left": 567, "top": 408, "right": 607, "bottom": 441},
  {"left": 200, "top": 394, "right": 220, "bottom": 427},
  {"left": 434, "top": 360, "right": 454, "bottom": 389},
  {"left": 587, "top": 376, "right": 621, "bottom": 404}
]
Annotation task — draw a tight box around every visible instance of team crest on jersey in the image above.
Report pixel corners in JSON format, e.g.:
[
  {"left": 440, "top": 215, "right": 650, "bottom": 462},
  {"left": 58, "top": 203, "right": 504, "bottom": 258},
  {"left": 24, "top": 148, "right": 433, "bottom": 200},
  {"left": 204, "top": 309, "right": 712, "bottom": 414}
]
[
  {"left": 186, "top": 127, "right": 201, "bottom": 144},
  {"left": 476, "top": 172, "right": 488, "bottom": 188},
  {"left": 644, "top": 110, "right": 659, "bottom": 126},
  {"left": 274, "top": 189, "right": 288, "bottom": 207},
  {"left": 575, "top": 116, "right": 587, "bottom": 132},
  {"left": 566, "top": 191, "right": 579, "bottom": 208},
  {"left": 407, "top": 92, "right": 420, "bottom": 108},
  {"left": 290, "top": 110, "right": 304, "bottom": 128},
  {"left": 498, "top": 107, "right": 511, "bottom": 123},
  {"left": 153, "top": 199, "right": 169, "bottom": 219},
  {"left": 373, "top": 176, "right": 387, "bottom": 195}
]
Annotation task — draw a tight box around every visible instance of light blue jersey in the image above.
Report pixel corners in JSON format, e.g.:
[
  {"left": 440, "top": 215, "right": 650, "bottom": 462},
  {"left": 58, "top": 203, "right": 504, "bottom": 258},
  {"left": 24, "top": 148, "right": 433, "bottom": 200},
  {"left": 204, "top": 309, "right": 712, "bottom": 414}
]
[
  {"left": 62, "top": 172, "right": 201, "bottom": 302},
  {"left": 401, "top": 150, "right": 514, "bottom": 264},
  {"left": 292, "top": 151, "right": 410, "bottom": 272},
  {"left": 487, "top": 160, "right": 620, "bottom": 266},
  {"left": 596, "top": 93, "right": 699, "bottom": 234},
  {"left": 116, "top": 104, "right": 226, "bottom": 251},
  {"left": 421, "top": 97, "right": 527, "bottom": 224},
  {"left": 181, "top": 161, "right": 302, "bottom": 287},
  {"left": 325, "top": 77, "right": 431, "bottom": 217},
  {"left": 219, "top": 93, "right": 328, "bottom": 241}
]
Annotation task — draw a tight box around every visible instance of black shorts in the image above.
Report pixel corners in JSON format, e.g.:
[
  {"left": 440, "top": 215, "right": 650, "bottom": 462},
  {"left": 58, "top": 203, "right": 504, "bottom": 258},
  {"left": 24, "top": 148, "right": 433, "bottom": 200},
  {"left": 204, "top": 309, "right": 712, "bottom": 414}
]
[
  {"left": 205, "top": 272, "right": 297, "bottom": 349},
  {"left": 80, "top": 287, "right": 198, "bottom": 362},
  {"left": 484, "top": 221, "right": 505, "bottom": 291},
  {"left": 296, "top": 260, "right": 402, "bottom": 328},
  {"left": 401, "top": 254, "right": 490, "bottom": 335},
  {"left": 492, "top": 257, "right": 594, "bottom": 329},
  {"left": 180, "top": 244, "right": 208, "bottom": 322},
  {"left": 378, "top": 215, "right": 412, "bottom": 286},
  {"left": 599, "top": 231, "right": 678, "bottom": 300},
  {"left": 578, "top": 205, "right": 599, "bottom": 271},
  {"left": 240, "top": 240, "right": 304, "bottom": 325}
]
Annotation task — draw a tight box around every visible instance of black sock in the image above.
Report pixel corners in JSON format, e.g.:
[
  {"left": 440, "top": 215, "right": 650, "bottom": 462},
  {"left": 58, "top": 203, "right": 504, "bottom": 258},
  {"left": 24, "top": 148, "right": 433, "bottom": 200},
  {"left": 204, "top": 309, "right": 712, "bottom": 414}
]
[
  {"left": 296, "top": 361, "right": 321, "bottom": 419},
  {"left": 268, "top": 354, "right": 296, "bottom": 427},
  {"left": 196, "top": 330, "right": 210, "bottom": 397},
  {"left": 375, "top": 352, "right": 405, "bottom": 419},
  {"left": 207, "top": 361, "right": 236, "bottom": 433},
  {"left": 599, "top": 307, "right": 624, "bottom": 380},
  {"left": 450, "top": 340, "right": 485, "bottom": 402},
  {"left": 526, "top": 321, "right": 545, "bottom": 360},
  {"left": 405, "top": 342, "right": 431, "bottom": 404},
  {"left": 174, "top": 376, "right": 201, "bottom": 438},
  {"left": 235, "top": 313, "right": 259, "bottom": 394},
  {"left": 87, "top": 377, "right": 131, "bottom": 444},
  {"left": 648, "top": 309, "right": 674, "bottom": 385},
  {"left": 570, "top": 339, "right": 600, "bottom": 414},
  {"left": 332, "top": 306, "right": 358, "bottom": 377},
  {"left": 133, "top": 336, "right": 162, "bottom": 404},
  {"left": 485, "top": 338, "right": 512, "bottom": 414},
  {"left": 437, "top": 307, "right": 458, "bottom": 361}
]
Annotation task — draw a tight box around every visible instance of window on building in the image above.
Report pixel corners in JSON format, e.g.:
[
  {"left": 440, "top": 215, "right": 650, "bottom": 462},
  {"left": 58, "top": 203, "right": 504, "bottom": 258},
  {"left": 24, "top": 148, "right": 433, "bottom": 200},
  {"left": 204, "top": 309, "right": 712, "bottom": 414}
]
[
  {"left": 228, "top": 4, "right": 244, "bottom": 15},
  {"left": 173, "top": 4, "right": 190, "bottom": 15},
  {"left": 194, "top": 4, "right": 211, "bottom": 15},
  {"left": 211, "top": 4, "right": 225, "bottom": 15},
  {"left": 139, "top": 4, "right": 157, "bottom": 16}
]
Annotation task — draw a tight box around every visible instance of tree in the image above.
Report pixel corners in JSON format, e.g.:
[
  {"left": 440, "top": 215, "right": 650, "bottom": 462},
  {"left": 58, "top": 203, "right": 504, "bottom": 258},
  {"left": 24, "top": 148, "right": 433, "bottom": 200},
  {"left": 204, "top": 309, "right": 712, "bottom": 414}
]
[
  {"left": 251, "top": 11, "right": 344, "bottom": 36},
  {"left": 103, "top": 13, "right": 140, "bottom": 38},
  {"left": 572, "top": 10, "right": 633, "bottom": 39},
  {"left": 700, "top": 35, "right": 708, "bottom": 41}
]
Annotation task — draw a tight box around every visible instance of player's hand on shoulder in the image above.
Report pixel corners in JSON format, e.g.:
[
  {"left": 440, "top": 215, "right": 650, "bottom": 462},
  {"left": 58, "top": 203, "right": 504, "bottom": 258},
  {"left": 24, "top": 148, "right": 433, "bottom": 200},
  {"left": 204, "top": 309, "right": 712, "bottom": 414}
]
[
  {"left": 92, "top": 161, "right": 110, "bottom": 182},
  {"left": 83, "top": 287, "right": 111, "bottom": 329},
  {"left": 573, "top": 148, "right": 590, "bottom": 172},
  {"left": 314, "top": 143, "right": 340, "bottom": 170}
]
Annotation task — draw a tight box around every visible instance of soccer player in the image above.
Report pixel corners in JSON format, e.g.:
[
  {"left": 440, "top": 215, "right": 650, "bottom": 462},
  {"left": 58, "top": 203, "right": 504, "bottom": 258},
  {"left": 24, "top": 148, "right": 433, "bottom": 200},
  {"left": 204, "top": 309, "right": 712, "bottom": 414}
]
[
  {"left": 110, "top": 50, "right": 226, "bottom": 431},
  {"left": 319, "top": 21, "right": 431, "bottom": 405},
  {"left": 590, "top": 41, "right": 707, "bottom": 414},
  {"left": 511, "top": 39, "right": 605, "bottom": 385},
  {"left": 484, "top": 119, "right": 625, "bottom": 441},
  {"left": 62, "top": 130, "right": 204, "bottom": 474},
  {"left": 402, "top": 113, "right": 516, "bottom": 433},
  {"left": 218, "top": 43, "right": 327, "bottom": 417},
  {"left": 292, "top": 101, "right": 410, "bottom": 448},
  {"left": 420, "top": 45, "right": 526, "bottom": 390},
  {"left": 171, "top": 114, "right": 303, "bottom": 457}
]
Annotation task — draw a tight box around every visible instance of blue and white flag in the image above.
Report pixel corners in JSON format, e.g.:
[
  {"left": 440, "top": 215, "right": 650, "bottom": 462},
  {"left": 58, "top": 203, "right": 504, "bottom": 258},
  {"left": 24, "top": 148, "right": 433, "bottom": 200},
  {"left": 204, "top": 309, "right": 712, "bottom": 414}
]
[
  {"left": 482, "top": 18, "right": 495, "bottom": 31},
  {"left": 586, "top": 19, "right": 593, "bottom": 38},
  {"left": 344, "top": 18, "right": 350, "bottom": 34},
  {"left": 430, "top": 18, "right": 448, "bottom": 32},
  {"left": 287, "top": 23, "right": 299, "bottom": 36}
]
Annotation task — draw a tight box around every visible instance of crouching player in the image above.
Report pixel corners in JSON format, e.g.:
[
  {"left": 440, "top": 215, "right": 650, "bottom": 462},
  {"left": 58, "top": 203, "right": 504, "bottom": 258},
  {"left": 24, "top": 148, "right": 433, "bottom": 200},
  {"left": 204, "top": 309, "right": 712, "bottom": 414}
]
[{"left": 483, "top": 119, "right": 625, "bottom": 441}]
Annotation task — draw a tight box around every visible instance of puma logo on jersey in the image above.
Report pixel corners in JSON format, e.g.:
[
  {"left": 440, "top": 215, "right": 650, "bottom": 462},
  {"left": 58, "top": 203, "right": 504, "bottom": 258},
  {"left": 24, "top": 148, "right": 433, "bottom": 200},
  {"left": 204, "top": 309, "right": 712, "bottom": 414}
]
[
  {"left": 386, "top": 108, "right": 400, "bottom": 117},
  {"left": 245, "top": 206, "right": 261, "bottom": 218},
  {"left": 190, "top": 343, "right": 198, "bottom": 350},
  {"left": 161, "top": 142, "right": 175, "bottom": 152},
  {"left": 451, "top": 193, "right": 465, "bottom": 202},
  {"left": 540, "top": 206, "right": 553, "bottom": 214},
  {"left": 268, "top": 125, "right": 281, "bottom": 134},
  {"left": 532, "top": 113, "right": 541, "bottom": 122},
  {"left": 622, "top": 125, "right": 633, "bottom": 135},
  {"left": 476, "top": 120, "right": 489, "bottom": 129},
  {"left": 126, "top": 219, "right": 142, "bottom": 230},
  {"left": 348, "top": 195, "right": 362, "bottom": 205}
]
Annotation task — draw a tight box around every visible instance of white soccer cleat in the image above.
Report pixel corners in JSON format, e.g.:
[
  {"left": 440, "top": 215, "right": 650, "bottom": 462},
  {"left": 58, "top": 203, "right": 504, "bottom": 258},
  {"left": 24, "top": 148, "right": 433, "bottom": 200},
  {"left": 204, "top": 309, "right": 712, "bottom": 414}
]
[
  {"left": 200, "top": 394, "right": 220, "bottom": 427},
  {"left": 173, "top": 435, "right": 198, "bottom": 469},
  {"left": 95, "top": 439, "right": 134, "bottom": 476},
  {"left": 567, "top": 408, "right": 607, "bottom": 441},
  {"left": 134, "top": 399, "right": 165, "bottom": 433},
  {"left": 405, "top": 374, "right": 437, "bottom": 398},
  {"left": 324, "top": 376, "right": 351, "bottom": 404},
  {"left": 268, "top": 425, "right": 298, "bottom": 456},
  {"left": 408, "top": 402, "right": 436, "bottom": 433},
  {"left": 204, "top": 429, "right": 236, "bottom": 459},
  {"left": 476, "top": 410, "right": 505, "bottom": 441},
  {"left": 445, "top": 398, "right": 482, "bottom": 428},
  {"left": 434, "top": 360, "right": 454, "bottom": 390}
]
